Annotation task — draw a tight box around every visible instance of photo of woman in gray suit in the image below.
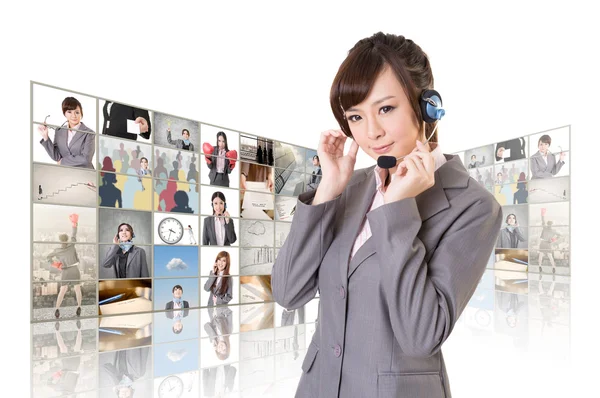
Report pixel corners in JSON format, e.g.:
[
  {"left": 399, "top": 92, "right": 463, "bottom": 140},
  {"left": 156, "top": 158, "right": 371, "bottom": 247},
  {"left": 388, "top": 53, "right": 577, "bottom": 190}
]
[
  {"left": 101, "top": 223, "right": 149, "bottom": 278},
  {"left": 202, "top": 191, "right": 237, "bottom": 246},
  {"left": 203, "top": 251, "right": 233, "bottom": 306},
  {"left": 530, "top": 134, "right": 566, "bottom": 179},
  {"left": 45, "top": 213, "right": 83, "bottom": 318},
  {"left": 38, "top": 97, "right": 95, "bottom": 169},
  {"left": 271, "top": 32, "right": 502, "bottom": 398},
  {"left": 203, "top": 131, "right": 234, "bottom": 187},
  {"left": 497, "top": 213, "right": 527, "bottom": 248}
]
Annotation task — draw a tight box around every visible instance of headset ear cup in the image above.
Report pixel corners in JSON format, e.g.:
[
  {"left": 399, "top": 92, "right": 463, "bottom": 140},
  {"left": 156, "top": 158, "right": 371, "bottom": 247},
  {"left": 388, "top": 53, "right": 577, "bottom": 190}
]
[{"left": 420, "top": 89, "right": 444, "bottom": 124}]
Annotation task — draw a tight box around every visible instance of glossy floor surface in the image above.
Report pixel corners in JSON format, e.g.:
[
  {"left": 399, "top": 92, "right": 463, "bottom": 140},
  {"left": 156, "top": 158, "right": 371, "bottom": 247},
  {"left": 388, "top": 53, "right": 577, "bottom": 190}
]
[{"left": 31, "top": 270, "right": 570, "bottom": 397}]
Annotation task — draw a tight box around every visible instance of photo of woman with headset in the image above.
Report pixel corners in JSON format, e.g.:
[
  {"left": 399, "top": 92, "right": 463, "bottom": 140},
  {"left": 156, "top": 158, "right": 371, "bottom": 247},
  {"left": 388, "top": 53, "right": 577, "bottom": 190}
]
[
  {"left": 101, "top": 223, "right": 149, "bottom": 278},
  {"left": 202, "top": 191, "right": 237, "bottom": 246},
  {"left": 497, "top": 213, "right": 527, "bottom": 248},
  {"left": 271, "top": 32, "right": 502, "bottom": 397}
]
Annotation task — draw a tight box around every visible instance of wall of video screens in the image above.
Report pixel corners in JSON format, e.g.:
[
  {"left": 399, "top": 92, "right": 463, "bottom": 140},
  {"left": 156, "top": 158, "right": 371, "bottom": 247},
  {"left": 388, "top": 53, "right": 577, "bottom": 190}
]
[
  {"left": 451, "top": 126, "right": 571, "bottom": 276},
  {"left": 30, "top": 82, "right": 323, "bottom": 323}
]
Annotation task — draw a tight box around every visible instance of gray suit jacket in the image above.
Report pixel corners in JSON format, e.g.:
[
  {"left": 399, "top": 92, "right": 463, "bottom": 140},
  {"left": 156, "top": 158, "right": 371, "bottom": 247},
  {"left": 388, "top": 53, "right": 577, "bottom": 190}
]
[
  {"left": 207, "top": 147, "right": 232, "bottom": 185},
  {"left": 272, "top": 154, "right": 502, "bottom": 398},
  {"left": 40, "top": 122, "right": 95, "bottom": 169},
  {"left": 202, "top": 216, "right": 237, "bottom": 246},
  {"left": 530, "top": 151, "right": 564, "bottom": 179},
  {"left": 203, "top": 271, "right": 233, "bottom": 306},
  {"left": 101, "top": 245, "right": 149, "bottom": 278}
]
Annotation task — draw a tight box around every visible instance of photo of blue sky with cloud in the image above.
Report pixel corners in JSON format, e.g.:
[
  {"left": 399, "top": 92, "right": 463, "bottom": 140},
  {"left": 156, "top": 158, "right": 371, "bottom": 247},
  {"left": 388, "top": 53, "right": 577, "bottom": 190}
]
[{"left": 154, "top": 246, "right": 199, "bottom": 278}]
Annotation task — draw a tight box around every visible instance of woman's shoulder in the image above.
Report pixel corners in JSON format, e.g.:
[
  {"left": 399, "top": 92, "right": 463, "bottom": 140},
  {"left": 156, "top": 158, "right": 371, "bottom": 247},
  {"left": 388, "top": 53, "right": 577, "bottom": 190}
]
[{"left": 78, "top": 122, "right": 95, "bottom": 134}]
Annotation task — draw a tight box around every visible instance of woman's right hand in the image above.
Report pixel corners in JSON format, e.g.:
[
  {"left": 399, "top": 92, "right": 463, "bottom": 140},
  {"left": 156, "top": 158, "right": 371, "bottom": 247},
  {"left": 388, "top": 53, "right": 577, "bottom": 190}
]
[
  {"left": 38, "top": 124, "right": 49, "bottom": 141},
  {"left": 313, "top": 129, "right": 359, "bottom": 203},
  {"left": 113, "top": 234, "right": 119, "bottom": 244}
]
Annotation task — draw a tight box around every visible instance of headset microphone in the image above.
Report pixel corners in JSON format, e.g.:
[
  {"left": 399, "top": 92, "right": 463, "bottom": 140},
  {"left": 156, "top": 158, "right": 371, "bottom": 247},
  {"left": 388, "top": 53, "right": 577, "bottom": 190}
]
[{"left": 377, "top": 89, "right": 445, "bottom": 169}]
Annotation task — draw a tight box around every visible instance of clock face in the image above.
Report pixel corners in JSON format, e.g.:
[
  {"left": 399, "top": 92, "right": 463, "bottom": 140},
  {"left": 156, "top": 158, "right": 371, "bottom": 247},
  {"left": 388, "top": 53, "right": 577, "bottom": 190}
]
[
  {"left": 158, "top": 217, "right": 184, "bottom": 244},
  {"left": 158, "top": 375, "right": 184, "bottom": 398}
]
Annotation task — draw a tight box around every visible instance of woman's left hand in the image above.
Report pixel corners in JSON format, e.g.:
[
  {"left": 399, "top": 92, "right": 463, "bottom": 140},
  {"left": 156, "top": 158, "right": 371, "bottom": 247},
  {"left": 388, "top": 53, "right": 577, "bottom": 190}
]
[
  {"left": 223, "top": 211, "right": 230, "bottom": 223},
  {"left": 383, "top": 140, "right": 435, "bottom": 204}
]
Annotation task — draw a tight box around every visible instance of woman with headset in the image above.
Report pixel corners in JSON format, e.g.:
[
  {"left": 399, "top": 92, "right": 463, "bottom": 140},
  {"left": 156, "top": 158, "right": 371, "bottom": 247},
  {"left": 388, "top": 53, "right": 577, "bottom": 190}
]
[
  {"left": 271, "top": 32, "right": 502, "bottom": 397},
  {"left": 101, "top": 223, "right": 149, "bottom": 278},
  {"left": 202, "top": 191, "right": 237, "bottom": 246}
]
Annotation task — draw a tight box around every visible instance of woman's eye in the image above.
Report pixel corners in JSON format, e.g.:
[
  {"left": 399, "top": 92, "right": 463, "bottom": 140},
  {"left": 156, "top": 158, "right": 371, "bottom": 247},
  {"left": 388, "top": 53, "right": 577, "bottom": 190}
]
[
  {"left": 348, "top": 115, "right": 361, "bottom": 122},
  {"left": 380, "top": 106, "right": 394, "bottom": 114}
]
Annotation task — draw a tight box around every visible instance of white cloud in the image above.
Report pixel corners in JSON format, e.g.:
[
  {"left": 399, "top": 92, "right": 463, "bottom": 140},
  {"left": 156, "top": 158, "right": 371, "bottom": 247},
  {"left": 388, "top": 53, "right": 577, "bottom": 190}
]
[
  {"left": 166, "top": 349, "right": 187, "bottom": 362},
  {"left": 166, "top": 258, "right": 188, "bottom": 271}
]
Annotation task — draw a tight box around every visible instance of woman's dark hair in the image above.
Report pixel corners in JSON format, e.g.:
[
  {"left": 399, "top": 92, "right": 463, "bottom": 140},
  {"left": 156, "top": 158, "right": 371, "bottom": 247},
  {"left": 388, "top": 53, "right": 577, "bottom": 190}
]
[
  {"left": 62, "top": 97, "right": 83, "bottom": 117},
  {"left": 330, "top": 32, "right": 437, "bottom": 143},
  {"left": 538, "top": 134, "right": 552, "bottom": 146},
  {"left": 211, "top": 191, "right": 226, "bottom": 215},
  {"left": 313, "top": 155, "right": 319, "bottom": 162},
  {"left": 216, "top": 131, "right": 229, "bottom": 151}
]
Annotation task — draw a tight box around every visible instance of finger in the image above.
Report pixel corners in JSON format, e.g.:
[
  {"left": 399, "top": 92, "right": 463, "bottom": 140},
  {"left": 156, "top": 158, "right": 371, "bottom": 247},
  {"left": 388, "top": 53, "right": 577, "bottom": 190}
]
[
  {"left": 409, "top": 151, "right": 434, "bottom": 173},
  {"left": 347, "top": 139, "right": 359, "bottom": 159},
  {"left": 415, "top": 140, "right": 431, "bottom": 153}
]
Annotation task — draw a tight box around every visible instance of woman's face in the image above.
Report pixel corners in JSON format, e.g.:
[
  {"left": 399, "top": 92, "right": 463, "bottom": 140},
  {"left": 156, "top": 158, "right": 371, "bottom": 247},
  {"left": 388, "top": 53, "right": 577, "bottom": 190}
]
[
  {"left": 538, "top": 141, "right": 550, "bottom": 154},
  {"left": 344, "top": 66, "right": 421, "bottom": 174},
  {"left": 217, "top": 341, "right": 227, "bottom": 354},
  {"left": 212, "top": 197, "right": 225, "bottom": 215},
  {"left": 507, "top": 215, "right": 516, "bottom": 225},
  {"left": 312, "top": 157, "right": 319, "bottom": 166},
  {"left": 140, "top": 158, "right": 148, "bottom": 169},
  {"left": 64, "top": 106, "right": 82, "bottom": 128},
  {"left": 216, "top": 256, "right": 227, "bottom": 271},
  {"left": 118, "top": 225, "right": 132, "bottom": 241},
  {"left": 217, "top": 135, "right": 225, "bottom": 149},
  {"left": 183, "top": 131, "right": 190, "bottom": 140}
]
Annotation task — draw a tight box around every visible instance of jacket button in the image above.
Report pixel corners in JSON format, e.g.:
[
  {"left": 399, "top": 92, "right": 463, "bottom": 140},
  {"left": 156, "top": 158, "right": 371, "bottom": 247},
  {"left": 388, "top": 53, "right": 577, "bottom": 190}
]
[
  {"left": 339, "top": 286, "right": 346, "bottom": 299},
  {"left": 333, "top": 345, "right": 342, "bottom": 357}
]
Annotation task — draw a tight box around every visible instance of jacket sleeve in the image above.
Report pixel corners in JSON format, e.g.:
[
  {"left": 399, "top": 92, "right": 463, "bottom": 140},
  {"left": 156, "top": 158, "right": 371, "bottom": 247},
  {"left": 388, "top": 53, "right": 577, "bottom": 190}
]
[
  {"left": 515, "top": 227, "right": 527, "bottom": 243},
  {"left": 204, "top": 270, "right": 216, "bottom": 291},
  {"left": 59, "top": 133, "right": 95, "bottom": 167},
  {"left": 225, "top": 219, "right": 236, "bottom": 244},
  {"left": 40, "top": 136, "right": 62, "bottom": 162},
  {"left": 221, "top": 277, "right": 233, "bottom": 303},
  {"left": 271, "top": 188, "right": 342, "bottom": 310},
  {"left": 530, "top": 157, "right": 541, "bottom": 178},
  {"left": 139, "top": 248, "right": 149, "bottom": 277},
  {"left": 551, "top": 155, "right": 564, "bottom": 175},
  {"left": 102, "top": 245, "right": 120, "bottom": 269},
  {"left": 134, "top": 108, "right": 151, "bottom": 140},
  {"left": 202, "top": 217, "right": 210, "bottom": 245},
  {"left": 166, "top": 130, "right": 174, "bottom": 145},
  {"left": 365, "top": 194, "right": 502, "bottom": 358}
]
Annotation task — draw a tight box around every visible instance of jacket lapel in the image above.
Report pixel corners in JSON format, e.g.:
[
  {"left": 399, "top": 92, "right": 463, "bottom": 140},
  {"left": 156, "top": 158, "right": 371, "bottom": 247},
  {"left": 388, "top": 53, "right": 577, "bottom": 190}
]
[
  {"left": 340, "top": 154, "right": 470, "bottom": 281},
  {"left": 126, "top": 248, "right": 139, "bottom": 269}
]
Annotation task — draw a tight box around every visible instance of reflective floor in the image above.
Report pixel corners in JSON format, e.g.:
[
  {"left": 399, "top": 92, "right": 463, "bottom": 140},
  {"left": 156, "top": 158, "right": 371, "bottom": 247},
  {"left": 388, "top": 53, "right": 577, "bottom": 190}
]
[{"left": 31, "top": 270, "right": 570, "bottom": 397}]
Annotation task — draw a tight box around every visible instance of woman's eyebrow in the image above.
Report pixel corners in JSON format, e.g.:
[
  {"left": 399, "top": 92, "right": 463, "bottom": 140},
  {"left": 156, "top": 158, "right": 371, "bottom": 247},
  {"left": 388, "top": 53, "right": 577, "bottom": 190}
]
[{"left": 346, "top": 96, "right": 396, "bottom": 112}]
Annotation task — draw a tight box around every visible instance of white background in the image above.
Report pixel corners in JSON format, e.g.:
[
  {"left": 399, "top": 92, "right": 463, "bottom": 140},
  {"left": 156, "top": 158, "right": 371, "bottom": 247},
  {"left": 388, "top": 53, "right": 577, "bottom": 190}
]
[{"left": 6, "top": 1, "right": 599, "bottom": 396}]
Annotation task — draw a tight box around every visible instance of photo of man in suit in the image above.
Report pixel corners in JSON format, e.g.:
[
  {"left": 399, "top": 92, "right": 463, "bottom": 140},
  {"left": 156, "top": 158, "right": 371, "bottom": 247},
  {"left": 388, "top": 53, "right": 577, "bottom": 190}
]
[
  {"left": 165, "top": 285, "right": 189, "bottom": 310},
  {"left": 38, "top": 97, "right": 96, "bottom": 168},
  {"left": 102, "top": 101, "right": 152, "bottom": 141},
  {"left": 530, "top": 134, "right": 566, "bottom": 179}
]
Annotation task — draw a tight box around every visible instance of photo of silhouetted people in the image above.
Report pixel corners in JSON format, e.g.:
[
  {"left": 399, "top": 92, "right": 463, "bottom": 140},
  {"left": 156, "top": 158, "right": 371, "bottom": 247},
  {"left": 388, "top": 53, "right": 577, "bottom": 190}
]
[
  {"left": 102, "top": 101, "right": 151, "bottom": 141},
  {"left": 169, "top": 191, "right": 194, "bottom": 214},
  {"left": 99, "top": 172, "right": 123, "bottom": 208},
  {"left": 38, "top": 97, "right": 96, "bottom": 168}
]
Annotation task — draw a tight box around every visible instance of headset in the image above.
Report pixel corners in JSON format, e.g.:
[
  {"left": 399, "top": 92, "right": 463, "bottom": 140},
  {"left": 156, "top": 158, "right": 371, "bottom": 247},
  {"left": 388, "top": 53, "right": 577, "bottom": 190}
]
[{"left": 377, "top": 89, "right": 445, "bottom": 168}]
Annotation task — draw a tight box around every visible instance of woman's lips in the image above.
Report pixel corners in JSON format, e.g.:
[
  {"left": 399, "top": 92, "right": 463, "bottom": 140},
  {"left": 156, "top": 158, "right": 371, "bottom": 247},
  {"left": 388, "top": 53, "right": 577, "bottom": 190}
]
[{"left": 372, "top": 143, "right": 393, "bottom": 154}]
